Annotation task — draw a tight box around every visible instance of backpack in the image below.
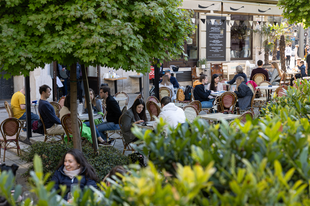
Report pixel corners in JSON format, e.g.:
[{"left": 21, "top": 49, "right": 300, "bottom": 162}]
[
  {"left": 177, "top": 88, "right": 185, "bottom": 101},
  {"left": 184, "top": 85, "right": 192, "bottom": 100},
  {"left": 33, "top": 120, "right": 44, "bottom": 134},
  {"left": 128, "top": 152, "right": 146, "bottom": 167}
]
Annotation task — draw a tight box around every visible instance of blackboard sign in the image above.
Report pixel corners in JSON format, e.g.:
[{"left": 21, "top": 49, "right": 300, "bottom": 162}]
[{"left": 206, "top": 16, "right": 226, "bottom": 61}]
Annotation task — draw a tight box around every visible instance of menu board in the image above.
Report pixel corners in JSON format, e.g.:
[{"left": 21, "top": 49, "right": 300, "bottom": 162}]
[{"left": 206, "top": 16, "right": 226, "bottom": 61}]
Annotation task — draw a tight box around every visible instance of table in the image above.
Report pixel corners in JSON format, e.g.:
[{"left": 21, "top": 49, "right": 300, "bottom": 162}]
[
  {"left": 79, "top": 113, "right": 102, "bottom": 121},
  {"left": 104, "top": 77, "right": 127, "bottom": 94},
  {"left": 199, "top": 113, "right": 241, "bottom": 122},
  {"left": 114, "top": 97, "right": 128, "bottom": 101},
  {"left": 256, "top": 85, "right": 279, "bottom": 102},
  {"left": 135, "top": 121, "right": 156, "bottom": 130},
  {"left": 129, "top": 75, "right": 143, "bottom": 93}
]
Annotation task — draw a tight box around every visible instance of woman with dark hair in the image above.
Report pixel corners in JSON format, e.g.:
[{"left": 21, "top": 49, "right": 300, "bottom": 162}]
[
  {"left": 103, "top": 165, "right": 128, "bottom": 186},
  {"left": 83, "top": 88, "right": 102, "bottom": 113},
  {"left": 120, "top": 98, "right": 147, "bottom": 144},
  {"left": 51, "top": 149, "right": 98, "bottom": 200},
  {"left": 207, "top": 74, "right": 224, "bottom": 92}
]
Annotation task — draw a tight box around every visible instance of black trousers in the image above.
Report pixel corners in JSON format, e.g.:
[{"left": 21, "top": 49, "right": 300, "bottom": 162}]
[{"left": 286, "top": 56, "right": 291, "bottom": 67}]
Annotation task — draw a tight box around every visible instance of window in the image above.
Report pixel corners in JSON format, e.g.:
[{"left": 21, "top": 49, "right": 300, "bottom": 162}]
[
  {"left": 186, "top": 12, "right": 199, "bottom": 60},
  {"left": 231, "top": 15, "right": 253, "bottom": 60}
]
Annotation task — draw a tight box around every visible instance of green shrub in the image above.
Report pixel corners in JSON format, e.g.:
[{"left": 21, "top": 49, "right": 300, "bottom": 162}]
[{"left": 20, "top": 142, "right": 129, "bottom": 180}]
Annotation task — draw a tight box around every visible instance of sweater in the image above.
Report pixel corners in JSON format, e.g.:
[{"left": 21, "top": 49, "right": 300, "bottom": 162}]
[
  {"left": 106, "top": 95, "right": 122, "bottom": 124},
  {"left": 38, "top": 99, "right": 61, "bottom": 129},
  {"left": 250, "top": 68, "right": 269, "bottom": 81},
  {"left": 193, "top": 83, "right": 211, "bottom": 102},
  {"left": 120, "top": 109, "right": 140, "bottom": 144},
  {"left": 154, "top": 103, "right": 186, "bottom": 128}
]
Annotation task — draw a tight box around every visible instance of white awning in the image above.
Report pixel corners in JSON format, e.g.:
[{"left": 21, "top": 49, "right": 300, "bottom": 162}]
[
  {"left": 223, "top": 1, "right": 282, "bottom": 15},
  {"left": 179, "top": 1, "right": 221, "bottom": 11}
]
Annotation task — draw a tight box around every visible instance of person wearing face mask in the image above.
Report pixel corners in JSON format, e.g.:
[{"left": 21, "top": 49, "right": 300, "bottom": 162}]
[
  {"left": 51, "top": 149, "right": 98, "bottom": 201},
  {"left": 120, "top": 98, "right": 147, "bottom": 144},
  {"left": 193, "top": 74, "right": 214, "bottom": 108}
]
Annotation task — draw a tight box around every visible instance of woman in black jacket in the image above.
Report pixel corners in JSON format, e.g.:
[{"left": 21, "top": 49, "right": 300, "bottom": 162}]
[{"left": 234, "top": 76, "right": 253, "bottom": 110}]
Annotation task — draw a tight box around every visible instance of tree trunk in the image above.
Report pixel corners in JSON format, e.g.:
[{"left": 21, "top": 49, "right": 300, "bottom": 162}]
[
  {"left": 280, "top": 35, "right": 286, "bottom": 72},
  {"left": 264, "top": 40, "right": 269, "bottom": 65},
  {"left": 70, "top": 64, "right": 82, "bottom": 150},
  {"left": 272, "top": 38, "right": 277, "bottom": 60}
]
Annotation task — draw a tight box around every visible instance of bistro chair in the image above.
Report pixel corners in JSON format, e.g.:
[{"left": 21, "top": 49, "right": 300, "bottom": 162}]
[
  {"left": 146, "top": 101, "right": 161, "bottom": 121},
  {"left": 58, "top": 96, "right": 65, "bottom": 108},
  {"left": 105, "top": 107, "right": 128, "bottom": 145},
  {"left": 119, "top": 114, "right": 135, "bottom": 154},
  {"left": 250, "top": 89, "right": 267, "bottom": 111},
  {"left": 50, "top": 102, "right": 62, "bottom": 118},
  {"left": 253, "top": 73, "right": 266, "bottom": 85},
  {"left": 61, "top": 114, "right": 83, "bottom": 142},
  {"left": 183, "top": 105, "right": 199, "bottom": 123},
  {"left": 218, "top": 92, "right": 237, "bottom": 113},
  {"left": 114, "top": 92, "right": 129, "bottom": 110},
  {"left": 4, "top": 101, "right": 26, "bottom": 130},
  {"left": 258, "top": 81, "right": 272, "bottom": 100},
  {"left": 238, "top": 111, "right": 254, "bottom": 124},
  {"left": 146, "top": 96, "right": 160, "bottom": 104},
  {"left": 0, "top": 118, "right": 22, "bottom": 162},
  {"left": 247, "top": 82, "right": 255, "bottom": 95},
  {"left": 159, "top": 87, "right": 172, "bottom": 101},
  {"left": 39, "top": 113, "right": 64, "bottom": 142},
  {"left": 275, "top": 85, "right": 288, "bottom": 97},
  {"left": 189, "top": 100, "right": 202, "bottom": 113}
]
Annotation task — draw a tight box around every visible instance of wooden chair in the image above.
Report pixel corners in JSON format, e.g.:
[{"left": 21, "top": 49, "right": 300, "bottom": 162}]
[
  {"left": 0, "top": 118, "right": 22, "bottom": 162},
  {"left": 115, "top": 92, "right": 129, "bottom": 109},
  {"left": 119, "top": 114, "right": 135, "bottom": 154},
  {"left": 159, "top": 87, "right": 172, "bottom": 101},
  {"left": 105, "top": 107, "right": 127, "bottom": 145},
  {"left": 250, "top": 89, "right": 267, "bottom": 111},
  {"left": 39, "top": 113, "right": 64, "bottom": 142},
  {"left": 211, "top": 63, "right": 224, "bottom": 78},
  {"left": 58, "top": 96, "right": 65, "bottom": 108},
  {"left": 238, "top": 111, "right": 254, "bottom": 124},
  {"left": 275, "top": 85, "right": 288, "bottom": 97},
  {"left": 258, "top": 81, "right": 272, "bottom": 100},
  {"left": 4, "top": 101, "right": 26, "bottom": 130},
  {"left": 218, "top": 92, "right": 237, "bottom": 113},
  {"left": 146, "top": 96, "right": 160, "bottom": 104},
  {"left": 191, "top": 66, "right": 199, "bottom": 83},
  {"left": 189, "top": 100, "right": 202, "bottom": 113},
  {"left": 50, "top": 102, "right": 62, "bottom": 118},
  {"left": 146, "top": 101, "right": 161, "bottom": 121},
  {"left": 183, "top": 105, "right": 199, "bottom": 123},
  {"left": 61, "top": 114, "right": 83, "bottom": 142},
  {"left": 253, "top": 73, "right": 266, "bottom": 85},
  {"left": 247, "top": 83, "right": 255, "bottom": 95}
]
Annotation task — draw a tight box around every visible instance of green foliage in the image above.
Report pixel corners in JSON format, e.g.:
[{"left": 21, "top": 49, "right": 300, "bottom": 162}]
[
  {"left": 0, "top": 0, "right": 194, "bottom": 77},
  {"left": 20, "top": 142, "right": 129, "bottom": 180}
]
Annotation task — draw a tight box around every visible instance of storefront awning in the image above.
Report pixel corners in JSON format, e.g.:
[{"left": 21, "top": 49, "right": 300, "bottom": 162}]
[
  {"left": 223, "top": 1, "right": 282, "bottom": 16},
  {"left": 179, "top": 1, "right": 221, "bottom": 11}
]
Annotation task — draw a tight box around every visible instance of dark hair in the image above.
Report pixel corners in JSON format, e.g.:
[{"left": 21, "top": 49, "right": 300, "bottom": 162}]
[
  {"left": 257, "top": 60, "right": 263, "bottom": 66},
  {"left": 100, "top": 86, "right": 110, "bottom": 96},
  {"left": 161, "top": 96, "right": 171, "bottom": 106},
  {"left": 300, "top": 61, "right": 304, "bottom": 64},
  {"left": 165, "top": 70, "right": 171, "bottom": 75},
  {"left": 84, "top": 88, "right": 97, "bottom": 109},
  {"left": 130, "top": 98, "right": 147, "bottom": 121},
  {"left": 210, "top": 74, "right": 220, "bottom": 91},
  {"left": 199, "top": 74, "right": 207, "bottom": 82},
  {"left": 39, "top": 84, "right": 51, "bottom": 94},
  {"left": 64, "top": 94, "right": 70, "bottom": 110},
  {"left": 57, "top": 149, "right": 99, "bottom": 182},
  {"left": 106, "top": 166, "right": 128, "bottom": 182}
]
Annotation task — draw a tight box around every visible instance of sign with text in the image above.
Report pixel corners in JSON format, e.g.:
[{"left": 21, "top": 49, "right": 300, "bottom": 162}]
[{"left": 206, "top": 16, "right": 226, "bottom": 61}]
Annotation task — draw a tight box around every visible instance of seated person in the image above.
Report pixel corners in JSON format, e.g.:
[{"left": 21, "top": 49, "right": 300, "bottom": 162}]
[
  {"left": 193, "top": 74, "right": 214, "bottom": 108},
  {"left": 206, "top": 74, "right": 224, "bottom": 92},
  {"left": 83, "top": 88, "right": 102, "bottom": 114},
  {"left": 159, "top": 75, "right": 176, "bottom": 101},
  {"left": 120, "top": 98, "right": 147, "bottom": 144},
  {"left": 51, "top": 149, "right": 98, "bottom": 201},
  {"left": 250, "top": 60, "right": 269, "bottom": 81},
  {"left": 160, "top": 70, "right": 179, "bottom": 88},
  {"left": 233, "top": 76, "right": 253, "bottom": 110},
  {"left": 38, "top": 85, "right": 64, "bottom": 134},
  {"left": 11, "top": 87, "right": 39, "bottom": 125},
  {"left": 291, "top": 61, "right": 306, "bottom": 85},
  {"left": 227, "top": 65, "right": 247, "bottom": 85},
  {"left": 270, "top": 62, "right": 282, "bottom": 85},
  {"left": 153, "top": 96, "right": 186, "bottom": 128}
]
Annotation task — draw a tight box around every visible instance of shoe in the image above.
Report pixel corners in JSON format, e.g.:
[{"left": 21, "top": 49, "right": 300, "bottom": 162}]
[
  {"left": 98, "top": 137, "right": 105, "bottom": 143},
  {"left": 98, "top": 141, "right": 111, "bottom": 146}
]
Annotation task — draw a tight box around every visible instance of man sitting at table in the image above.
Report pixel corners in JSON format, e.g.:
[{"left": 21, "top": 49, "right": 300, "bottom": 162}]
[
  {"left": 233, "top": 76, "right": 253, "bottom": 110},
  {"left": 160, "top": 70, "right": 179, "bottom": 88},
  {"left": 11, "top": 87, "right": 39, "bottom": 126},
  {"left": 38, "top": 84, "right": 64, "bottom": 134},
  {"left": 97, "top": 86, "right": 122, "bottom": 144},
  {"left": 250, "top": 60, "right": 269, "bottom": 81},
  {"left": 154, "top": 96, "right": 186, "bottom": 129},
  {"left": 193, "top": 74, "right": 214, "bottom": 108}
]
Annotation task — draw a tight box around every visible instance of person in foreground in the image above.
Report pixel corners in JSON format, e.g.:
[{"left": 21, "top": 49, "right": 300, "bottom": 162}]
[
  {"left": 51, "top": 149, "right": 98, "bottom": 201},
  {"left": 233, "top": 76, "right": 253, "bottom": 110},
  {"left": 193, "top": 74, "right": 214, "bottom": 108},
  {"left": 153, "top": 96, "right": 186, "bottom": 129},
  {"left": 121, "top": 98, "right": 147, "bottom": 144}
]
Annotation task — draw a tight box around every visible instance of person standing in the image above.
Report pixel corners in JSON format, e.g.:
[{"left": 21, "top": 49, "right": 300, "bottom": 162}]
[
  {"left": 58, "top": 64, "right": 69, "bottom": 96},
  {"left": 76, "top": 63, "right": 83, "bottom": 104},
  {"left": 285, "top": 43, "right": 292, "bottom": 69}
]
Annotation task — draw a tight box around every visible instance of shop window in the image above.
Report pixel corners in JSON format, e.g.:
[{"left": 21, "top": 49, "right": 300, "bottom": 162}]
[
  {"left": 186, "top": 12, "right": 199, "bottom": 60},
  {"left": 231, "top": 15, "right": 252, "bottom": 60}
]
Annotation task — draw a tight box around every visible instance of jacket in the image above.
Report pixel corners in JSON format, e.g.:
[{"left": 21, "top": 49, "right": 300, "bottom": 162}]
[
  {"left": 169, "top": 76, "right": 179, "bottom": 88},
  {"left": 250, "top": 68, "right": 269, "bottom": 81},
  {"left": 51, "top": 165, "right": 98, "bottom": 200},
  {"left": 106, "top": 95, "right": 122, "bottom": 124},
  {"left": 154, "top": 103, "right": 186, "bottom": 129},
  {"left": 298, "top": 64, "right": 306, "bottom": 77},
  {"left": 193, "top": 82, "right": 211, "bottom": 102},
  {"left": 120, "top": 109, "right": 140, "bottom": 144},
  {"left": 227, "top": 73, "right": 247, "bottom": 85},
  {"left": 234, "top": 82, "right": 253, "bottom": 110},
  {"left": 83, "top": 99, "right": 102, "bottom": 114}
]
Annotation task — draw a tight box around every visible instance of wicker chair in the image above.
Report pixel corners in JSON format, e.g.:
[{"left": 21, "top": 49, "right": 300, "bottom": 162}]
[
  {"left": 39, "top": 113, "right": 64, "bottom": 142},
  {"left": 218, "top": 92, "right": 237, "bottom": 113},
  {"left": 115, "top": 92, "right": 129, "bottom": 110},
  {"left": 251, "top": 89, "right": 267, "bottom": 111},
  {"left": 189, "top": 100, "right": 202, "bottom": 113},
  {"left": 159, "top": 87, "right": 172, "bottom": 101},
  {"left": 275, "top": 85, "right": 288, "bottom": 97},
  {"left": 146, "top": 96, "right": 160, "bottom": 104},
  {"left": 183, "top": 105, "right": 199, "bottom": 123},
  {"left": 238, "top": 111, "right": 254, "bottom": 124},
  {"left": 58, "top": 96, "right": 65, "bottom": 108},
  {"left": 105, "top": 107, "right": 127, "bottom": 145},
  {"left": 61, "top": 114, "right": 83, "bottom": 142},
  {"left": 50, "top": 102, "right": 62, "bottom": 118},
  {"left": 0, "top": 118, "right": 22, "bottom": 162},
  {"left": 146, "top": 101, "right": 161, "bottom": 121},
  {"left": 258, "top": 81, "right": 272, "bottom": 100},
  {"left": 4, "top": 101, "right": 26, "bottom": 130},
  {"left": 253, "top": 73, "right": 266, "bottom": 85},
  {"left": 119, "top": 114, "right": 135, "bottom": 154},
  {"left": 247, "top": 83, "right": 255, "bottom": 95}
]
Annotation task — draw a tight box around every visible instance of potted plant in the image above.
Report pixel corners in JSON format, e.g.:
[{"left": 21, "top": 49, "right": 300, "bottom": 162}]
[{"left": 198, "top": 58, "right": 207, "bottom": 69}]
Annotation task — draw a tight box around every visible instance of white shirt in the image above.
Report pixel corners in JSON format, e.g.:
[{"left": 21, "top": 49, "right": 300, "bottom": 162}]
[
  {"left": 285, "top": 46, "right": 292, "bottom": 56},
  {"left": 153, "top": 103, "right": 186, "bottom": 129}
]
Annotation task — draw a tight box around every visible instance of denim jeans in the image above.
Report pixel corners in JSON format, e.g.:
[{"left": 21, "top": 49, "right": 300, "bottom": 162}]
[
  {"left": 96, "top": 122, "right": 120, "bottom": 141},
  {"left": 19, "top": 112, "right": 40, "bottom": 126},
  {"left": 83, "top": 122, "right": 101, "bottom": 139},
  {"left": 201, "top": 99, "right": 215, "bottom": 108}
]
